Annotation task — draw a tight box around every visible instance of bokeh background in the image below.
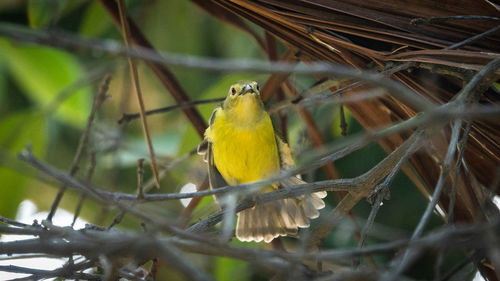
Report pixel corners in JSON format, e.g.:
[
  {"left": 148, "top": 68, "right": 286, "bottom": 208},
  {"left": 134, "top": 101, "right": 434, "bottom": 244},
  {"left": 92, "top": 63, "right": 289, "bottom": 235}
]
[{"left": 0, "top": 1, "right": 480, "bottom": 280}]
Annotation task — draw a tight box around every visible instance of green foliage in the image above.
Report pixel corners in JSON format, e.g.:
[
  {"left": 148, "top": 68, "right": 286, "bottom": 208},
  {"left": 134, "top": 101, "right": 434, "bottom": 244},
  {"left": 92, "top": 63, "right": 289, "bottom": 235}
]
[
  {"left": 0, "top": 110, "right": 47, "bottom": 218},
  {"left": 493, "top": 82, "right": 500, "bottom": 92},
  {"left": 0, "top": 38, "right": 91, "bottom": 128},
  {"left": 0, "top": 57, "right": 7, "bottom": 113},
  {"left": 27, "top": 0, "right": 63, "bottom": 28},
  {"left": 79, "top": 2, "right": 113, "bottom": 37},
  {"left": 0, "top": 1, "right": 471, "bottom": 280},
  {"left": 28, "top": 0, "right": 87, "bottom": 29},
  {"left": 215, "top": 257, "right": 250, "bottom": 281}
]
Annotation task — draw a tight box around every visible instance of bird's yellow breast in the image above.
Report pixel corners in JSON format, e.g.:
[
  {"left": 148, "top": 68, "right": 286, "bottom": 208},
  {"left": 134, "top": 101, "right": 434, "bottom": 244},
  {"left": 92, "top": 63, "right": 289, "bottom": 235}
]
[{"left": 207, "top": 107, "right": 280, "bottom": 187}]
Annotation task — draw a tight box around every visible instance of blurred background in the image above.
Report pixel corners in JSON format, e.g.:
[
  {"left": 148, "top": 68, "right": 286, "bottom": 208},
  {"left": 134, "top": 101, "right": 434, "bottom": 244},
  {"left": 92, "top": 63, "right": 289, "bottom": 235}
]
[{"left": 0, "top": 0, "right": 483, "bottom": 280}]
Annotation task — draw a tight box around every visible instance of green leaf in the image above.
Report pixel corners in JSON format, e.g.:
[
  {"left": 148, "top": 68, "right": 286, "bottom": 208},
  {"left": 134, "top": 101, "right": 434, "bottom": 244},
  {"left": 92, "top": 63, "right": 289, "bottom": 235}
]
[
  {"left": 0, "top": 38, "right": 91, "bottom": 127},
  {"left": 214, "top": 256, "right": 250, "bottom": 281},
  {"left": 493, "top": 82, "right": 500, "bottom": 92},
  {"left": 0, "top": 56, "right": 7, "bottom": 114},
  {"left": 27, "top": 0, "right": 66, "bottom": 28},
  {"left": 0, "top": 110, "right": 47, "bottom": 219},
  {"left": 79, "top": 2, "right": 113, "bottom": 37},
  {"left": 107, "top": 131, "right": 184, "bottom": 168},
  {"left": 0, "top": 110, "right": 47, "bottom": 156},
  {"left": 0, "top": 167, "right": 28, "bottom": 220}
]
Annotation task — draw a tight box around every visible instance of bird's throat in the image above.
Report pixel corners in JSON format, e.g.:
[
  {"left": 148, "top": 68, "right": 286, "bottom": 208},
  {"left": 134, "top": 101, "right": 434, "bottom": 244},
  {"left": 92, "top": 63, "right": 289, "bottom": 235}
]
[{"left": 228, "top": 95, "right": 264, "bottom": 126}]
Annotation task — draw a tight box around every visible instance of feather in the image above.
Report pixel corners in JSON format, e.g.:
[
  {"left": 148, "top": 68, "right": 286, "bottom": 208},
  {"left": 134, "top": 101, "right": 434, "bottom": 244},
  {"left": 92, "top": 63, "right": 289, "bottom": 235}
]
[
  {"left": 203, "top": 82, "right": 327, "bottom": 243},
  {"left": 235, "top": 198, "right": 315, "bottom": 243}
]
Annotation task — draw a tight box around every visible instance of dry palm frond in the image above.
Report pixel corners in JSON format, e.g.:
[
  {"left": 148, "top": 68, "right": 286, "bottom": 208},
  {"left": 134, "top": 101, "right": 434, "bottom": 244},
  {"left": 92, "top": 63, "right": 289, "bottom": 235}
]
[{"left": 193, "top": 0, "right": 500, "bottom": 278}]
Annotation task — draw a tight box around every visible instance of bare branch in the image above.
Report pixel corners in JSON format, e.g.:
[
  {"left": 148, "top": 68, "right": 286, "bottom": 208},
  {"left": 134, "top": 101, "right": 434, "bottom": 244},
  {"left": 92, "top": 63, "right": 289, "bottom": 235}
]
[
  {"left": 116, "top": 0, "right": 160, "bottom": 189},
  {"left": 0, "top": 23, "right": 436, "bottom": 112},
  {"left": 46, "top": 74, "right": 111, "bottom": 222}
]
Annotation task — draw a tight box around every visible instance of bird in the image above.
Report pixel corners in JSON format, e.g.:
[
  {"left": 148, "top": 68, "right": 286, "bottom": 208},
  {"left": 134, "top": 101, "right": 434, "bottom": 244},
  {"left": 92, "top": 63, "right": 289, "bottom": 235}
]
[{"left": 198, "top": 80, "right": 326, "bottom": 243}]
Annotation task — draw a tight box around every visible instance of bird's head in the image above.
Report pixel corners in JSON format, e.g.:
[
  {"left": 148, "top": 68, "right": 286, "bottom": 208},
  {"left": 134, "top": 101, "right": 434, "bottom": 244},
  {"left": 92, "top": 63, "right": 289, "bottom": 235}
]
[{"left": 223, "top": 81, "right": 265, "bottom": 124}]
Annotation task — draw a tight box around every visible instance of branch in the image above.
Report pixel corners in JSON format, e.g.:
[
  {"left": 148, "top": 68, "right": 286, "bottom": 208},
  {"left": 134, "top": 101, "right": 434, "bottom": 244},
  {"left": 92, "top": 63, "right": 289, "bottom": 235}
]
[
  {"left": 307, "top": 219, "right": 500, "bottom": 262},
  {"left": 1, "top": 218, "right": 497, "bottom": 280},
  {"left": 411, "top": 15, "right": 500, "bottom": 25},
  {"left": 307, "top": 131, "right": 426, "bottom": 249},
  {"left": 116, "top": 0, "right": 160, "bottom": 189},
  {"left": 188, "top": 131, "right": 426, "bottom": 235},
  {"left": 381, "top": 54, "right": 500, "bottom": 281},
  {"left": 0, "top": 224, "right": 301, "bottom": 279},
  {"left": 18, "top": 147, "right": 209, "bottom": 244},
  {"left": 98, "top": 0, "right": 208, "bottom": 138},
  {"left": 0, "top": 261, "right": 99, "bottom": 281},
  {"left": 0, "top": 23, "right": 436, "bottom": 112},
  {"left": 46, "top": 74, "right": 110, "bottom": 221},
  {"left": 118, "top": 97, "right": 225, "bottom": 124}
]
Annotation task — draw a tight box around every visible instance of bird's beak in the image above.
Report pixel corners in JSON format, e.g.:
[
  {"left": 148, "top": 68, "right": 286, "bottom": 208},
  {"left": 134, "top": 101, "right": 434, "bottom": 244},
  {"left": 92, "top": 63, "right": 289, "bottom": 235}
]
[{"left": 240, "top": 84, "right": 255, "bottom": 95}]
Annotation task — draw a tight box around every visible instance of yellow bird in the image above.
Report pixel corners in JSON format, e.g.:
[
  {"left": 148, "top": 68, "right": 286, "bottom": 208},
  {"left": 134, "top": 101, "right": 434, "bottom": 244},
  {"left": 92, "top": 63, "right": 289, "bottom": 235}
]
[{"left": 199, "top": 81, "right": 326, "bottom": 243}]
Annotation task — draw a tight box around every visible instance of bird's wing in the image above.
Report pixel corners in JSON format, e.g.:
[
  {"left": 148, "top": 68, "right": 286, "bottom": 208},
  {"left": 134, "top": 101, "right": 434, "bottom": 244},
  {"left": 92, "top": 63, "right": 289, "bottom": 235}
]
[
  {"left": 275, "top": 135, "right": 304, "bottom": 187},
  {"left": 275, "top": 135, "right": 327, "bottom": 200},
  {"left": 197, "top": 106, "right": 228, "bottom": 190},
  {"left": 275, "top": 135, "right": 296, "bottom": 171}
]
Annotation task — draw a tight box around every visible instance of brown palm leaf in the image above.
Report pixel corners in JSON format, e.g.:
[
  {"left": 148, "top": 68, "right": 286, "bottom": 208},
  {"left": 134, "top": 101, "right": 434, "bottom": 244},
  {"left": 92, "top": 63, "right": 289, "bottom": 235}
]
[{"left": 193, "top": 0, "right": 500, "bottom": 279}]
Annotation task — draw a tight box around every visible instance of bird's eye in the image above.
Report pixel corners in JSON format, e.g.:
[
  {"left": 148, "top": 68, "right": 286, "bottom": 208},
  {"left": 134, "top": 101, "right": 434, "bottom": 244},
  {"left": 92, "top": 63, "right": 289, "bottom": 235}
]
[
  {"left": 256, "top": 84, "right": 260, "bottom": 91},
  {"left": 231, "top": 87, "right": 236, "bottom": 95}
]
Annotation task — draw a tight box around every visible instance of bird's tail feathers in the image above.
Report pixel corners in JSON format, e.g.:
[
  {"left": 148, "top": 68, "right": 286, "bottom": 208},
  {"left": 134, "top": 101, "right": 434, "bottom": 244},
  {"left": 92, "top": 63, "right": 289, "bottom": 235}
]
[{"left": 235, "top": 176, "right": 326, "bottom": 243}]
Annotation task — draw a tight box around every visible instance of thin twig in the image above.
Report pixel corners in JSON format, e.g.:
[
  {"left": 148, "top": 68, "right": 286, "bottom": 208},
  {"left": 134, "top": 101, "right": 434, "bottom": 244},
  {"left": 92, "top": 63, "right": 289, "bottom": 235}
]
[
  {"left": 18, "top": 147, "right": 207, "bottom": 243},
  {"left": 116, "top": 0, "right": 160, "bottom": 189},
  {"left": 1, "top": 218, "right": 497, "bottom": 278},
  {"left": 0, "top": 216, "right": 30, "bottom": 228},
  {"left": 98, "top": 0, "right": 208, "bottom": 137},
  {"left": 136, "top": 158, "right": 145, "bottom": 199},
  {"left": 0, "top": 23, "right": 436, "bottom": 112},
  {"left": 434, "top": 249, "right": 445, "bottom": 281},
  {"left": 411, "top": 15, "right": 500, "bottom": 25},
  {"left": 72, "top": 150, "right": 97, "bottom": 227},
  {"left": 383, "top": 120, "right": 463, "bottom": 281},
  {"left": 382, "top": 56, "right": 500, "bottom": 281},
  {"left": 269, "top": 62, "right": 414, "bottom": 116},
  {"left": 46, "top": 74, "right": 110, "bottom": 222},
  {"left": 307, "top": 131, "right": 426, "bottom": 249},
  {"left": 446, "top": 24, "right": 500, "bottom": 50},
  {"left": 107, "top": 211, "right": 125, "bottom": 229},
  {"left": 437, "top": 258, "right": 472, "bottom": 281},
  {"left": 142, "top": 147, "right": 198, "bottom": 194},
  {"left": 0, "top": 261, "right": 99, "bottom": 280},
  {"left": 18, "top": 148, "right": 359, "bottom": 203},
  {"left": 339, "top": 104, "right": 348, "bottom": 136},
  {"left": 281, "top": 81, "right": 339, "bottom": 179},
  {"left": 16, "top": 103, "right": 499, "bottom": 208},
  {"left": 354, "top": 134, "right": 423, "bottom": 267},
  {"left": 118, "top": 97, "right": 225, "bottom": 124},
  {"left": 447, "top": 120, "right": 472, "bottom": 224}
]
